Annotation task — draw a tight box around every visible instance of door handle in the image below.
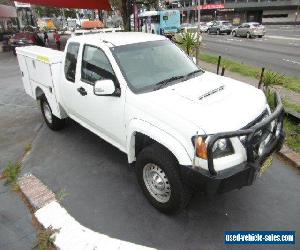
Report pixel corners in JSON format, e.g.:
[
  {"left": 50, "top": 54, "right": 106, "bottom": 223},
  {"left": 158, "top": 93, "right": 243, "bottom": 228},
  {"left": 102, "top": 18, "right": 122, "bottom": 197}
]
[{"left": 77, "top": 87, "right": 87, "bottom": 96}]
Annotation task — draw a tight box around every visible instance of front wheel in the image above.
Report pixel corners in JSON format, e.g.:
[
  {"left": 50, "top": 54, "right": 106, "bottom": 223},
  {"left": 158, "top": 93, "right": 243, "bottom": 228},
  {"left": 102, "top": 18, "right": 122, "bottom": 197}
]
[
  {"left": 216, "top": 29, "right": 220, "bottom": 35},
  {"left": 40, "top": 96, "right": 65, "bottom": 131},
  {"left": 246, "top": 32, "right": 251, "bottom": 39},
  {"left": 232, "top": 31, "right": 236, "bottom": 37},
  {"left": 135, "top": 144, "right": 192, "bottom": 214}
]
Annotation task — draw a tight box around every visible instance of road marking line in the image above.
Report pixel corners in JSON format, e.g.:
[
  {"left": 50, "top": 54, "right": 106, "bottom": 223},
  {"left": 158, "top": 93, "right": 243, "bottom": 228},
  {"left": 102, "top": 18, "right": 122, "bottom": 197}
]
[
  {"left": 266, "top": 35, "right": 300, "bottom": 41},
  {"left": 283, "top": 58, "right": 300, "bottom": 65}
]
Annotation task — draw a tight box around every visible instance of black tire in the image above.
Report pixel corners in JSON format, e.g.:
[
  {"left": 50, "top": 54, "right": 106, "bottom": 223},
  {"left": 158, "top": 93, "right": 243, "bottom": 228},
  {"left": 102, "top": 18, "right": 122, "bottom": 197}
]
[
  {"left": 232, "top": 31, "right": 236, "bottom": 37},
  {"left": 258, "top": 35, "right": 263, "bottom": 38},
  {"left": 246, "top": 32, "right": 251, "bottom": 39},
  {"left": 208, "top": 29, "right": 211, "bottom": 34},
  {"left": 135, "top": 143, "right": 192, "bottom": 214},
  {"left": 216, "top": 29, "right": 220, "bottom": 35},
  {"left": 40, "top": 96, "right": 65, "bottom": 131}
]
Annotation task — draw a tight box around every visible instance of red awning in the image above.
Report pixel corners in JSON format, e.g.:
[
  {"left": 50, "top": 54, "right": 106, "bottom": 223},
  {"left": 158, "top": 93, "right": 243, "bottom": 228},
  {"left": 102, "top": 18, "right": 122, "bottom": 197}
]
[{"left": 15, "top": 0, "right": 111, "bottom": 10}]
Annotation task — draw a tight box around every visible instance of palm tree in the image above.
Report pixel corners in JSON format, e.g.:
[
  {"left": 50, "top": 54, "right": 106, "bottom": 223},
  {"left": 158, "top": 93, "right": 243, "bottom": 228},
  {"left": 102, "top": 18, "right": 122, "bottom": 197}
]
[{"left": 175, "top": 31, "right": 198, "bottom": 56}]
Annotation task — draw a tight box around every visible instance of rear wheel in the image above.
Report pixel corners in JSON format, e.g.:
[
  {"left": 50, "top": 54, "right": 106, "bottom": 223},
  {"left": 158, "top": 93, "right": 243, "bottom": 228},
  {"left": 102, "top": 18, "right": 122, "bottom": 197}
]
[
  {"left": 135, "top": 144, "right": 192, "bottom": 214},
  {"left": 40, "top": 96, "right": 65, "bottom": 131},
  {"left": 258, "top": 35, "right": 263, "bottom": 38}
]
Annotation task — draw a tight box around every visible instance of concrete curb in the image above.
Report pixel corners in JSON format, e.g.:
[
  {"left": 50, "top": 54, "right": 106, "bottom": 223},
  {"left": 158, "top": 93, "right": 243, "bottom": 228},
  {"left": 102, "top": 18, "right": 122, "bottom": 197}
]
[
  {"left": 278, "top": 145, "right": 300, "bottom": 168},
  {"left": 18, "top": 174, "right": 155, "bottom": 250}
]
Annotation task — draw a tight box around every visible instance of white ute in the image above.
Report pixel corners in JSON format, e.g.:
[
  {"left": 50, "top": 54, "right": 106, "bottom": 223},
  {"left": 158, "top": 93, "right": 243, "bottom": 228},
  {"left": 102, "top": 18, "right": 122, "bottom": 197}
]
[{"left": 16, "top": 32, "right": 285, "bottom": 213}]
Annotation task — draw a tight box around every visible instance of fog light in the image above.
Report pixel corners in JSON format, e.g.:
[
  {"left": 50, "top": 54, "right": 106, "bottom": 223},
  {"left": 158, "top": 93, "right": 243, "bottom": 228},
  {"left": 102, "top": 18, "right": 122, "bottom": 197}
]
[
  {"left": 258, "top": 140, "right": 266, "bottom": 156},
  {"left": 276, "top": 122, "right": 282, "bottom": 137}
]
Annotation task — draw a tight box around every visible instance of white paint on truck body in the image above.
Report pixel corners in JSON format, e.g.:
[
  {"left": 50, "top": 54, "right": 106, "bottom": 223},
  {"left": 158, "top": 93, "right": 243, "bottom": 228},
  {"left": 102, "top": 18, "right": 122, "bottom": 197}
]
[{"left": 16, "top": 32, "right": 268, "bottom": 172}]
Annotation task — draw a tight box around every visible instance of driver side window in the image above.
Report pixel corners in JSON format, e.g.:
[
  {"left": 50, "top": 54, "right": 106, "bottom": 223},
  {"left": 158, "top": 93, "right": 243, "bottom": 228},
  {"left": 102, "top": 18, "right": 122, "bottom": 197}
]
[{"left": 81, "top": 45, "right": 117, "bottom": 85}]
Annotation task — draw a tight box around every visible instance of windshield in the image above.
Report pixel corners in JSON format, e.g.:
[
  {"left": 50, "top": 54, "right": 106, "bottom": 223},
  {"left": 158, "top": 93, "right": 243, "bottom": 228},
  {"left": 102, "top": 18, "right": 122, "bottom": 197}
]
[
  {"left": 222, "top": 22, "right": 230, "bottom": 26},
  {"left": 111, "top": 40, "right": 203, "bottom": 93}
]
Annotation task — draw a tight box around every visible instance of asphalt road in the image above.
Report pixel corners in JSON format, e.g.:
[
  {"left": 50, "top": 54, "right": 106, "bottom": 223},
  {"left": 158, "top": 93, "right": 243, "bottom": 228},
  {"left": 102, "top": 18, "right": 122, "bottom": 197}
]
[
  {"left": 0, "top": 53, "right": 41, "bottom": 249},
  {"left": 201, "top": 25, "right": 300, "bottom": 78},
  {"left": 24, "top": 121, "right": 300, "bottom": 250},
  {"left": 0, "top": 50, "right": 299, "bottom": 250}
]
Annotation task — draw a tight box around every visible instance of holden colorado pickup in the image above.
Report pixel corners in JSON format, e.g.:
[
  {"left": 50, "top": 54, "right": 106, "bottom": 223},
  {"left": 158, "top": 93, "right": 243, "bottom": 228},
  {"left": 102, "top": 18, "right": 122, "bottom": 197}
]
[{"left": 16, "top": 32, "right": 285, "bottom": 213}]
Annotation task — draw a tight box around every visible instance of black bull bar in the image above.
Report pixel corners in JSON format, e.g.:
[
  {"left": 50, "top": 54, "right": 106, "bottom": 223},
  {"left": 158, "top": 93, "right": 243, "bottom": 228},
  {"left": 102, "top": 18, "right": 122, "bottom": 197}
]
[{"left": 206, "top": 92, "right": 285, "bottom": 176}]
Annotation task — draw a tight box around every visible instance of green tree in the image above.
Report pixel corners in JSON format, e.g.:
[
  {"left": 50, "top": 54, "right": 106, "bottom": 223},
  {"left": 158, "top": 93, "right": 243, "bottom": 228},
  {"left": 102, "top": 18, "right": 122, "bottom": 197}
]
[{"left": 109, "top": 0, "right": 159, "bottom": 31}]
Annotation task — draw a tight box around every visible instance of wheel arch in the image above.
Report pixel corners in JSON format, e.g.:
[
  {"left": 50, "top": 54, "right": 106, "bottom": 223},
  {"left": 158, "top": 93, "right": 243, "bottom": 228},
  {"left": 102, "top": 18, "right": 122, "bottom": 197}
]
[
  {"left": 127, "top": 119, "right": 192, "bottom": 166},
  {"left": 35, "top": 86, "right": 45, "bottom": 100},
  {"left": 35, "top": 86, "right": 67, "bottom": 119}
]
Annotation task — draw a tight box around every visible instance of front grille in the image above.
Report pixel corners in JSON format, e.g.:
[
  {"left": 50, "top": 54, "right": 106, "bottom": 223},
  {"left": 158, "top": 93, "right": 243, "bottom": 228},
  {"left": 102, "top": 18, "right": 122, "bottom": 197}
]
[{"left": 239, "top": 109, "right": 273, "bottom": 159}]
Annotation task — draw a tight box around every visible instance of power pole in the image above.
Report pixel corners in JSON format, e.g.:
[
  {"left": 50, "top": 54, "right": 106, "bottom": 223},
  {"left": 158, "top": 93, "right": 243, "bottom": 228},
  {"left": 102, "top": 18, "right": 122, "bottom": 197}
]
[
  {"left": 196, "top": 0, "right": 201, "bottom": 65},
  {"left": 295, "top": 2, "right": 300, "bottom": 25}
]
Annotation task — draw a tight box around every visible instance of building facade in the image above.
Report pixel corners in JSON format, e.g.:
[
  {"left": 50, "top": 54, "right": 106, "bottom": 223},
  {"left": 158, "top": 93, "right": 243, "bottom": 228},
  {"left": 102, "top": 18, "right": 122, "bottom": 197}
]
[{"left": 168, "top": 0, "right": 300, "bottom": 24}]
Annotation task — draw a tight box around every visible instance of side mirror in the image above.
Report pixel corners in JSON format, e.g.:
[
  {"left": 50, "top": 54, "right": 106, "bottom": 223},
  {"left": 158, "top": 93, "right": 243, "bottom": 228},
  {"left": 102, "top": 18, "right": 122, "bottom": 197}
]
[{"left": 94, "top": 79, "right": 116, "bottom": 96}]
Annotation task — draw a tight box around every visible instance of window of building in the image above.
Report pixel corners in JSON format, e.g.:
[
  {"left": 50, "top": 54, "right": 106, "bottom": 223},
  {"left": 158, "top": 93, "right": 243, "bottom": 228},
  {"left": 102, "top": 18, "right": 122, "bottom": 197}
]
[
  {"left": 263, "top": 14, "right": 288, "bottom": 18},
  {"left": 64, "top": 42, "right": 80, "bottom": 82}
]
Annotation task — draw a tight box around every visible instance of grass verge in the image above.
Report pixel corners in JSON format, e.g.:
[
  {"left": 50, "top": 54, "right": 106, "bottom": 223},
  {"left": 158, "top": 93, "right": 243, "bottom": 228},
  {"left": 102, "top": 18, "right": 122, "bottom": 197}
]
[
  {"left": 267, "top": 91, "right": 300, "bottom": 153},
  {"left": 1, "top": 161, "right": 21, "bottom": 191},
  {"left": 283, "top": 99, "right": 300, "bottom": 113},
  {"left": 199, "top": 53, "right": 300, "bottom": 93},
  {"left": 33, "top": 226, "right": 57, "bottom": 250},
  {"left": 284, "top": 118, "right": 300, "bottom": 153}
]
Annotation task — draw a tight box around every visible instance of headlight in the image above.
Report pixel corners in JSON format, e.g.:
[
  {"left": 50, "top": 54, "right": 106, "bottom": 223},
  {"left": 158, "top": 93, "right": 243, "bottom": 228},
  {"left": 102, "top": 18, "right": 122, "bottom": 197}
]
[
  {"left": 211, "top": 138, "right": 234, "bottom": 159},
  {"left": 193, "top": 136, "right": 234, "bottom": 160}
]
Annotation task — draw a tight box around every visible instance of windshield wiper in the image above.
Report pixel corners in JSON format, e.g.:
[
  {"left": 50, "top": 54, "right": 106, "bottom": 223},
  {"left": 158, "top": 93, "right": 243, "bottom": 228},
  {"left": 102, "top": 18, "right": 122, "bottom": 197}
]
[
  {"left": 184, "top": 69, "right": 203, "bottom": 80},
  {"left": 154, "top": 75, "right": 185, "bottom": 90}
]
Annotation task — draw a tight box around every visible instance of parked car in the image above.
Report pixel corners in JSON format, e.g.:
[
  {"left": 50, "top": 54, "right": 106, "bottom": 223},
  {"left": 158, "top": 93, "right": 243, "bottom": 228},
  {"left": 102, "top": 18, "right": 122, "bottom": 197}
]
[
  {"left": 232, "top": 22, "right": 265, "bottom": 38},
  {"left": 180, "top": 23, "right": 198, "bottom": 33},
  {"left": 180, "top": 22, "right": 209, "bottom": 33},
  {"left": 206, "top": 21, "right": 214, "bottom": 27},
  {"left": 9, "top": 31, "right": 44, "bottom": 55},
  {"left": 208, "top": 21, "right": 233, "bottom": 35},
  {"left": 16, "top": 32, "right": 285, "bottom": 214},
  {"left": 199, "top": 22, "right": 209, "bottom": 32}
]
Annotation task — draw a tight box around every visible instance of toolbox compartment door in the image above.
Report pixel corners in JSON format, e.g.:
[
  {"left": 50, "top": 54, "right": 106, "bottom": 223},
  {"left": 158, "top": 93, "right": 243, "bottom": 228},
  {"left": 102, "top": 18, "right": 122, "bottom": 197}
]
[{"left": 16, "top": 54, "right": 33, "bottom": 97}]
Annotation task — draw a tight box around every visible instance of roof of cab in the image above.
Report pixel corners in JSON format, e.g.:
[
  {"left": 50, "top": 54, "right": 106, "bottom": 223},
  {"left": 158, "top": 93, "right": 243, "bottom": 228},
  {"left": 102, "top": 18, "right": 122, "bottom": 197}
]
[{"left": 69, "top": 32, "right": 167, "bottom": 47}]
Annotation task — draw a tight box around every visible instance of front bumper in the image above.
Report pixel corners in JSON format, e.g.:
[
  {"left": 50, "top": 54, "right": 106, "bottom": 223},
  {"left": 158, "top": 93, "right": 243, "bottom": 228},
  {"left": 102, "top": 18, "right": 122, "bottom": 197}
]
[
  {"left": 220, "top": 28, "right": 232, "bottom": 33},
  {"left": 180, "top": 92, "right": 285, "bottom": 194},
  {"left": 252, "top": 30, "right": 265, "bottom": 36}
]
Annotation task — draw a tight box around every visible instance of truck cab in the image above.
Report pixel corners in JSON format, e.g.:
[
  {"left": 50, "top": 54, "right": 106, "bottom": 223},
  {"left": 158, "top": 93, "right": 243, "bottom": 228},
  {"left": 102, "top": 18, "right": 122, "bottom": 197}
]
[{"left": 16, "top": 32, "right": 285, "bottom": 214}]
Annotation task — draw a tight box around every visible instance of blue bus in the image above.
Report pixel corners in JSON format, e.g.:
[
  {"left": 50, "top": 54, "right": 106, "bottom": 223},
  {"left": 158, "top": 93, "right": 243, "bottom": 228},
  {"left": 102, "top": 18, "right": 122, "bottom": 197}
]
[{"left": 138, "top": 10, "right": 180, "bottom": 37}]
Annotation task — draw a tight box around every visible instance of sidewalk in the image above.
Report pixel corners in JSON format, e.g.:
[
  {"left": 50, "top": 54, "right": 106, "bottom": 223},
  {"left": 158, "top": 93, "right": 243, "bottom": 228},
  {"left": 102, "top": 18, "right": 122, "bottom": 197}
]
[
  {"left": 0, "top": 52, "right": 41, "bottom": 250},
  {"left": 199, "top": 60, "right": 300, "bottom": 105},
  {"left": 0, "top": 184, "right": 36, "bottom": 250}
]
